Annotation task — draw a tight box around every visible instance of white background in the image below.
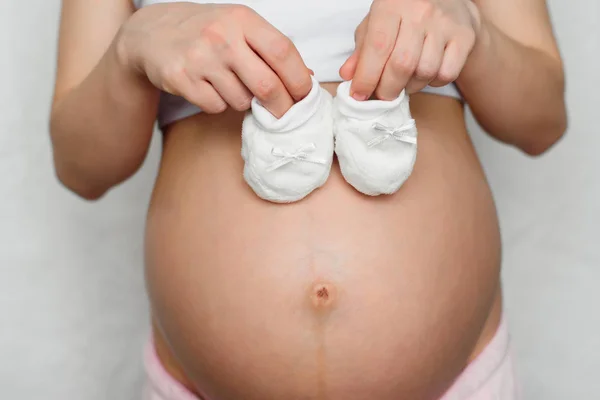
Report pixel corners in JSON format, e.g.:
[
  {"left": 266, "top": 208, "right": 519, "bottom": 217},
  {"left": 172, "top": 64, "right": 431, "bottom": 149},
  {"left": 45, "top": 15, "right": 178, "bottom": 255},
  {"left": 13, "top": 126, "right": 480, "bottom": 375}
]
[{"left": 1, "top": 1, "right": 599, "bottom": 399}]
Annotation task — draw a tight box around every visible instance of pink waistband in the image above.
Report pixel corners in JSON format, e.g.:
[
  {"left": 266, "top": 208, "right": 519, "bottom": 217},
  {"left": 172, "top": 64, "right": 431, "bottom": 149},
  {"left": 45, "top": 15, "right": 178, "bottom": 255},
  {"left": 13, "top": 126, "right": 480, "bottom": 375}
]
[
  {"left": 440, "top": 317, "right": 511, "bottom": 399},
  {"left": 143, "top": 341, "right": 209, "bottom": 400},
  {"left": 144, "top": 317, "right": 511, "bottom": 400}
]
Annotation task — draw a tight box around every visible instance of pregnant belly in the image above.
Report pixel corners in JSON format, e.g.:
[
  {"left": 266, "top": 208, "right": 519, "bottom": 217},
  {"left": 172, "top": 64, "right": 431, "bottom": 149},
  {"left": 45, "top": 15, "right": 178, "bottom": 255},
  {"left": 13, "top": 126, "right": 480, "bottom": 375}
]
[{"left": 144, "top": 89, "right": 502, "bottom": 400}]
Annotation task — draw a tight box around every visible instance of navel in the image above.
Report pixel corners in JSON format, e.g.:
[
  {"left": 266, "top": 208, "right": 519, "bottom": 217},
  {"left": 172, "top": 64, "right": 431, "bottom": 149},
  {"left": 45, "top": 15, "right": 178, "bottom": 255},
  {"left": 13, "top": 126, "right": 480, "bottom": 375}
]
[
  {"left": 308, "top": 281, "right": 336, "bottom": 399},
  {"left": 310, "top": 282, "right": 337, "bottom": 310}
]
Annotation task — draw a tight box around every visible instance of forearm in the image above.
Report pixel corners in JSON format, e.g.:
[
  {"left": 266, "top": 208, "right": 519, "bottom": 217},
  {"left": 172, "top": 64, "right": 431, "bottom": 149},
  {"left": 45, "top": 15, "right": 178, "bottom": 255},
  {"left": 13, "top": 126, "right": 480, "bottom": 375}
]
[
  {"left": 456, "top": 17, "right": 567, "bottom": 155},
  {"left": 50, "top": 39, "right": 159, "bottom": 199}
]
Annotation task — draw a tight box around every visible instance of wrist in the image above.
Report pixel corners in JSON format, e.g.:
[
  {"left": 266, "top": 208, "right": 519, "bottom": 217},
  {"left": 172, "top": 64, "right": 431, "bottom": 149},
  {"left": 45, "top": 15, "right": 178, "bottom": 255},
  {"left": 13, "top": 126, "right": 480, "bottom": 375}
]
[
  {"left": 113, "top": 21, "right": 144, "bottom": 78},
  {"left": 105, "top": 35, "right": 159, "bottom": 109},
  {"left": 458, "top": 16, "right": 494, "bottom": 84},
  {"left": 111, "top": 22, "right": 156, "bottom": 87},
  {"left": 475, "top": 15, "right": 493, "bottom": 53}
]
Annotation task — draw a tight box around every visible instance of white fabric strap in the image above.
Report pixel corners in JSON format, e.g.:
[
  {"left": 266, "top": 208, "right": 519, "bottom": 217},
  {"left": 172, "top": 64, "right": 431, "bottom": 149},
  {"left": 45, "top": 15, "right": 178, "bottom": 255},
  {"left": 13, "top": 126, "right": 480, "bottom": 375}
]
[
  {"left": 266, "top": 143, "right": 328, "bottom": 172},
  {"left": 367, "top": 121, "right": 417, "bottom": 147}
]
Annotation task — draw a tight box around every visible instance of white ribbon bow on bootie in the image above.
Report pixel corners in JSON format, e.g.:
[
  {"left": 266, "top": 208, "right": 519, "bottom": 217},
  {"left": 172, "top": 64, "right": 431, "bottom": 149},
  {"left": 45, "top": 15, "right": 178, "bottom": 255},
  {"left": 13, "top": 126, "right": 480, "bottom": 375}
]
[
  {"left": 266, "top": 143, "right": 327, "bottom": 172},
  {"left": 367, "top": 121, "right": 417, "bottom": 148}
]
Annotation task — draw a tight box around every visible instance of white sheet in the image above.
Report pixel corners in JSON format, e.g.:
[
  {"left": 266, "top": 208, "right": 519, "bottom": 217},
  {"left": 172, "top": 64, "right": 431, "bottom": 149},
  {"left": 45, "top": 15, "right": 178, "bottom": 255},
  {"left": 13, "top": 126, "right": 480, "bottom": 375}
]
[{"left": 1, "top": 0, "right": 599, "bottom": 399}]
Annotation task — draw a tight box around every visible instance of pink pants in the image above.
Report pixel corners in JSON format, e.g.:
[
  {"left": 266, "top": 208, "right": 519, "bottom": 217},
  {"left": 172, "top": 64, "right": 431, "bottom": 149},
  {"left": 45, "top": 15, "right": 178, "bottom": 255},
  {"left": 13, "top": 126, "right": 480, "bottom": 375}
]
[{"left": 142, "top": 318, "right": 520, "bottom": 400}]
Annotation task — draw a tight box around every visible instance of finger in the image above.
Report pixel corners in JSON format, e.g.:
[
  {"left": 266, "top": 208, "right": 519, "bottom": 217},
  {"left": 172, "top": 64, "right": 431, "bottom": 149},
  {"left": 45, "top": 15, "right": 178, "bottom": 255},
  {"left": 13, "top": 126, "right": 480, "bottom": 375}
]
[
  {"left": 405, "top": 33, "right": 445, "bottom": 94},
  {"left": 181, "top": 79, "right": 227, "bottom": 114},
  {"left": 431, "top": 40, "right": 469, "bottom": 87},
  {"left": 340, "top": 18, "right": 368, "bottom": 80},
  {"left": 375, "top": 20, "right": 424, "bottom": 100},
  {"left": 351, "top": 4, "right": 400, "bottom": 100},
  {"left": 243, "top": 14, "right": 312, "bottom": 101},
  {"left": 339, "top": 50, "right": 359, "bottom": 81},
  {"left": 229, "top": 45, "right": 294, "bottom": 118},
  {"left": 205, "top": 69, "right": 253, "bottom": 111}
]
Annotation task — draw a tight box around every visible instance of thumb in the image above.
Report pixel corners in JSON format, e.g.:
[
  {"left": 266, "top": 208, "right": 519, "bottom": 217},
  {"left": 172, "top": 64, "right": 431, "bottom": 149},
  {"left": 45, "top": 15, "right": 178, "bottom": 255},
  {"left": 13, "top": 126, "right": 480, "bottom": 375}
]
[{"left": 340, "top": 51, "right": 359, "bottom": 80}]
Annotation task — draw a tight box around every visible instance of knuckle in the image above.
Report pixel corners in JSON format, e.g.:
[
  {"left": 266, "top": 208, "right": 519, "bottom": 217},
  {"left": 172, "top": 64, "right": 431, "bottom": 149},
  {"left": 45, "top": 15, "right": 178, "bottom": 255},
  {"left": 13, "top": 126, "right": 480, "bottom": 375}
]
[
  {"left": 413, "top": 0, "right": 435, "bottom": 23},
  {"left": 255, "top": 78, "right": 279, "bottom": 100},
  {"left": 232, "top": 96, "right": 252, "bottom": 111},
  {"left": 227, "top": 4, "right": 252, "bottom": 20},
  {"left": 160, "top": 61, "right": 186, "bottom": 87},
  {"left": 287, "top": 77, "right": 312, "bottom": 96},
  {"left": 370, "top": 0, "right": 391, "bottom": 15},
  {"left": 354, "top": 19, "right": 368, "bottom": 40},
  {"left": 372, "top": 0, "right": 398, "bottom": 13},
  {"left": 204, "top": 100, "right": 227, "bottom": 114},
  {"left": 439, "top": 14, "right": 455, "bottom": 29},
  {"left": 437, "top": 69, "right": 459, "bottom": 83},
  {"left": 440, "top": 17, "right": 469, "bottom": 38},
  {"left": 269, "top": 36, "right": 294, "bottom": 61},
  {"left": 184, "top": 43, "right": 206, "bottom": 64},
  {"left": 353, "top": 19, "right": 370, "bottom": 44},
  {"left": 199, "top": 23, "right": 230, "bottom": 51},
  {"left": 415, "top": 65, "right": 437, "bottom": 80},
  {"left": 391, "top": 51, "right": 417, "bottom": 75},
  {"left": 368, "top": 28, "right": 392, "bottom": 52}
]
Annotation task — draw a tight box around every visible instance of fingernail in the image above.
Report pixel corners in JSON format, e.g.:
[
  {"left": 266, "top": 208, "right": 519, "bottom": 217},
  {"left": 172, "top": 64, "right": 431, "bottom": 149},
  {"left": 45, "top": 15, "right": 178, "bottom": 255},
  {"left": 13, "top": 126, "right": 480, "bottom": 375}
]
[{"left": 352, "top": 92, "right": 367, "bottom": 101}]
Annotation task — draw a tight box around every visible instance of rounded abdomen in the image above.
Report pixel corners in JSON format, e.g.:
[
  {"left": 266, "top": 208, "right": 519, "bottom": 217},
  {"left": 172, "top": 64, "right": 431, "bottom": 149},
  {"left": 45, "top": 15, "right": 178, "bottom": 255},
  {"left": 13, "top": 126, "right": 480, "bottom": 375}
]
[{"left": 144, "top": 92, "right": 502, "bottom": 400}]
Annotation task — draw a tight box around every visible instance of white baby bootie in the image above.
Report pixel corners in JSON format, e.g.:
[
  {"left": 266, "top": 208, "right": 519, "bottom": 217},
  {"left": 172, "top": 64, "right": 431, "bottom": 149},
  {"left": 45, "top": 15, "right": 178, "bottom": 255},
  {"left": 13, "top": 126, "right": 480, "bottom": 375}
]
[
  {"left": 242, "top": 76, "right": 334, "bottom": 203},
  {"left": 333, "top": 81, "right": 418, "bottom": 196}
]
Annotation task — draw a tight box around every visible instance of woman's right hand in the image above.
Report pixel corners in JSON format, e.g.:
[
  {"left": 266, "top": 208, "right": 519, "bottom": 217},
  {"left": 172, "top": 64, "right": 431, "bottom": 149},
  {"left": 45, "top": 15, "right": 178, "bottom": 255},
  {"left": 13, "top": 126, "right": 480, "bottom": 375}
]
[{"left": 116, "top": 3, "right": 312, "bottom": 117}]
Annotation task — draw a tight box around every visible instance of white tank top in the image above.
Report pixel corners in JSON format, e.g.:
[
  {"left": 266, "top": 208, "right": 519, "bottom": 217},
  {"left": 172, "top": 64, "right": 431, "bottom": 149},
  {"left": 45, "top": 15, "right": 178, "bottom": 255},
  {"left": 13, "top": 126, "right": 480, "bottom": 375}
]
[{"left": 132, "top": 0, "right": 463, "bottom": 127}]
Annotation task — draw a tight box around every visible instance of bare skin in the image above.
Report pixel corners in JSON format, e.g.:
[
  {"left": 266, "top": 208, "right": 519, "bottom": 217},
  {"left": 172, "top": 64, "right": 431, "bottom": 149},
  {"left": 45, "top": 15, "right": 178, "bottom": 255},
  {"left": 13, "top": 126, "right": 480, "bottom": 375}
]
[
  {"left": 49, "top": 0, "right": 565, "bottom": 202},
  {"left": 144, "top": 85, "right": 503, "bottom": 400},
  {"left": 49, "top": 0, "right": 566, "bottom": 399}
]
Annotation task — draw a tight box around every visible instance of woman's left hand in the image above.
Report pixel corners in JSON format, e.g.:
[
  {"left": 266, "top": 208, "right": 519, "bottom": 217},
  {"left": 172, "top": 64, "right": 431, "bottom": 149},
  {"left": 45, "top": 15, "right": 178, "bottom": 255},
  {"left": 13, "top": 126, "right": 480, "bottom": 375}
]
[{"left": 340, "top": 0, "right": 481, "bottom": 100}]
